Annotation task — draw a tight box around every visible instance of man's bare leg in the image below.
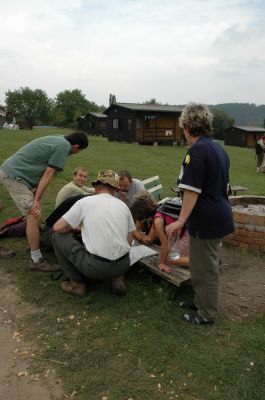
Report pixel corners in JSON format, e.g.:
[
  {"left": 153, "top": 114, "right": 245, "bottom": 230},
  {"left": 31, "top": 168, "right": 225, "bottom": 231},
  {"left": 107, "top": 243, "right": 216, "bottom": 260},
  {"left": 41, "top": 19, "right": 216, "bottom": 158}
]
[{"left": 26, "top": 212, "right": 41, "bottom": 251}]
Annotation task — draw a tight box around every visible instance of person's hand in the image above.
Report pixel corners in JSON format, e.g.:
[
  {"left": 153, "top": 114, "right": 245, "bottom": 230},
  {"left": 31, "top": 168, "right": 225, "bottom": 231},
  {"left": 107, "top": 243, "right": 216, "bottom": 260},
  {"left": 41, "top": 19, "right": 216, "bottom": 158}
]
[
  {"left": 159, "top": 263, "right": 171, "bottom": 273},
  {"left": 30, "top": 200, "right": 41, "bottom": 216},
  {"left": 118, "top": 190, "right": 127, "bottom": 202},
  {"left": 141, "top": 235, "right": 152, "bottom": 245},
  {"left": 165, "top": 220, "right": 182, "bottom": 237}
]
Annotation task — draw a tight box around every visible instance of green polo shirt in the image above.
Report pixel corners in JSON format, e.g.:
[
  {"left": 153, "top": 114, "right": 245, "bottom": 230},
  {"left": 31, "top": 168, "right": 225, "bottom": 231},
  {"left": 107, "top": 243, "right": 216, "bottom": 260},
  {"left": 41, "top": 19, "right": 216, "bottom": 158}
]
[{"left": 1, "top": 135, "right": 71, "bottom": 189}]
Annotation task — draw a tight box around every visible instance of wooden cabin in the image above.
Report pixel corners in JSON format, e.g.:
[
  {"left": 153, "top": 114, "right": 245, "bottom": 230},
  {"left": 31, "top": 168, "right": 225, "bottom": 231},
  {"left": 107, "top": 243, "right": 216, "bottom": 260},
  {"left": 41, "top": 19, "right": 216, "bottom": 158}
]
[
  {"left": 77, "top": 112, "right": 107, "bottom": 136},
  {"left": 224, "top": 125, "right": 265, "bottom": 148},
  {"left": 0, "top": 105, "right": 6, "bottom": 127},
  {"left": 104, "top": 103, "right": 184, "bottom": 144}
]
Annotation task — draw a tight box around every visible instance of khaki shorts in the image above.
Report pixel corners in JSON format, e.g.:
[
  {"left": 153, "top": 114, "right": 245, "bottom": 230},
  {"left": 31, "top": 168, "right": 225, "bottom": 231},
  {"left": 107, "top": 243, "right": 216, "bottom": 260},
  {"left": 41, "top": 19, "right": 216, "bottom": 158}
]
[{"left": 0, "top": 169, "right": 34, "bottom": 215}]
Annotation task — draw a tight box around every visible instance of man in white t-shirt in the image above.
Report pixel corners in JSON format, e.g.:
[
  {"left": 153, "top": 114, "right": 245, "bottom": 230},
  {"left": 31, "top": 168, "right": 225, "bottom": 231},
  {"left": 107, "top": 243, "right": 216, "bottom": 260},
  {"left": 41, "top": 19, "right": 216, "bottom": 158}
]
[
  {"left": 53, "top": 170, "right": 135, "bottom": 297},
  {"left": 117, "top": 170, "right": 146, "bottom": 207}
]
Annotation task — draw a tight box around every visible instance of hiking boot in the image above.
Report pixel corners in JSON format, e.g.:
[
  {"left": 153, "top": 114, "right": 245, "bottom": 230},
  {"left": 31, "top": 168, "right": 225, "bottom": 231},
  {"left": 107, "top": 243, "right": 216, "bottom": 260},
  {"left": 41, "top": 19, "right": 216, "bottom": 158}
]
[
  {"left": 111, "top": 275, "right": 127, "bottom": 296},
  {"left": 0, "top": 246, "right": 16, "bottom": 259},
  {"left": 181, "top": 312, "right": 215, "bottom": 325},
  {"left": 179, "top": 300, "right": 198, "bottom": 311},
  {"left": 30, "top": 257, "right": 60, "bottom": 272},
  {"left": 61, "top": 280, "right": 86, "bottom": 297}
]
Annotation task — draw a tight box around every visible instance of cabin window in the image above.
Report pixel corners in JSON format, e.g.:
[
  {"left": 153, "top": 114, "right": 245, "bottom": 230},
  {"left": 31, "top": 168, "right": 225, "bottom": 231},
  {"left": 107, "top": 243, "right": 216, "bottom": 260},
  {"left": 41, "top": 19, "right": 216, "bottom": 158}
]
[
  {"left": 113, "top": 118, "right": 119, "bottom": 129},
  {"left": 128, "top": 119, "right": 133, "bottom": 130},
  {"left": 144, "top": 115, "right": 156, "bottom": 129},
  {"left": 144, "top": 115, "right": 156, "bottom": 120}
]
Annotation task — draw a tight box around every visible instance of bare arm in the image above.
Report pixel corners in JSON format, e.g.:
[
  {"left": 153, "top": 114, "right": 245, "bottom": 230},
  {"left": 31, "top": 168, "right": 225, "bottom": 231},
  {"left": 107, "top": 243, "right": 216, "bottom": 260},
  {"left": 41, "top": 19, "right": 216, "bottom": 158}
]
[
  {"left": 30, "top": 167, "right": 56, "bottom": 216},
  {"left": 165, "top": 189, "right": 199, "bottom": 237},
  {"left": 53, "top": 217, "right": 73, "bottom": 233},
  {"left": 127, "top": 231, "right": 134, "bottom": 246},
  {"left": 154, "top": 218, "right": 171, "bottom": 273}
]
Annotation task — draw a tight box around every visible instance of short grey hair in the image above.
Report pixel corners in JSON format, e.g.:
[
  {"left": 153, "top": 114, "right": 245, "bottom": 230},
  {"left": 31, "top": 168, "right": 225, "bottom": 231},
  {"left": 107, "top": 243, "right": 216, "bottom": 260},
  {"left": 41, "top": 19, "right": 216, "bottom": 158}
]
[{"left": 179, "top": 103, "right": 213, "bottom": 137}]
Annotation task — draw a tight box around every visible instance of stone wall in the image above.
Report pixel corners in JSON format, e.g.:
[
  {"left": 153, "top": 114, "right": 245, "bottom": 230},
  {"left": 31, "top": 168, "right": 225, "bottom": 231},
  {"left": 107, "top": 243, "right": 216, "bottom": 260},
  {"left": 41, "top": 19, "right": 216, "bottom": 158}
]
[{"left": 224, "top": 196, "right": 265, "bottom": 252}]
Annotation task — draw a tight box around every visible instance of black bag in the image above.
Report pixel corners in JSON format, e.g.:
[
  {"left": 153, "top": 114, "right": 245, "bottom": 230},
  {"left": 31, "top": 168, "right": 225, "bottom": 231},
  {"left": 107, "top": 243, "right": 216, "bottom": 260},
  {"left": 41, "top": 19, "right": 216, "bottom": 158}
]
[
  {"left": 156, "top": 199, "right": 182, "bottom": 219},
  {"left": 0, "top": 217, "right": 26, "bottom": 239},
  {"left": 255, "top": 142, "right": 263, "bottom": 155}
]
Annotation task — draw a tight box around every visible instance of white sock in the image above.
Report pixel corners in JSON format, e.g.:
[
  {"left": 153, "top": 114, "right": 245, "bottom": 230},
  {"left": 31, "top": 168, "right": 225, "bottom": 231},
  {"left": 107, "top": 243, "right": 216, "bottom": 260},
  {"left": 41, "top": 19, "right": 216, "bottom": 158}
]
[{"left": 31, "top": 249, "right": 42, "bottom": 263}]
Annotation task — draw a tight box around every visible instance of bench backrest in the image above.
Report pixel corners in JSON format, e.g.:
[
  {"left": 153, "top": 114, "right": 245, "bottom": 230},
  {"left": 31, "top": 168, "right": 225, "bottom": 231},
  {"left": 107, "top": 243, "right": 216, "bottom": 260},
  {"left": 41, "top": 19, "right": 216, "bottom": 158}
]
[{"left": 142, "top": 175, "right": 163, "bottom": 201}]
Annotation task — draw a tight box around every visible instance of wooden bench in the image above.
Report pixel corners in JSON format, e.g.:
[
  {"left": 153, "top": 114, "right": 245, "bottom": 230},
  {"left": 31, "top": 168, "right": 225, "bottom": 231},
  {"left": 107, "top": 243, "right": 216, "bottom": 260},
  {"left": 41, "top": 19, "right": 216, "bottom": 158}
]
[
  {"left": 142, "top": 175, "right": 170, "bottom": 203},
  {"left": 230, "top": 185, "right": 248, "bottom": 196},
  {"left": 138, "top": 244, "right": 191, "bottom": 287}
]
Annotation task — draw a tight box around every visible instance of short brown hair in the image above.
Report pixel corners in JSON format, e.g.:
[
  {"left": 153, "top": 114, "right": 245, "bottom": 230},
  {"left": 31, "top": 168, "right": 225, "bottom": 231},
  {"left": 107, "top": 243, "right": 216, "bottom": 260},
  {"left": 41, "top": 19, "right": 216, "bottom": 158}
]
[{"left": 73, "top": 167, "right": 87, "bottom": 175}]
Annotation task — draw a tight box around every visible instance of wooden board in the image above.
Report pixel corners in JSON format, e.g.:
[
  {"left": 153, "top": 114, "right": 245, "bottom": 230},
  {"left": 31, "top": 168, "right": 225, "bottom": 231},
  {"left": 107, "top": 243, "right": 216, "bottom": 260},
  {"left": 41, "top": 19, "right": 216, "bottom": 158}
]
[{"left": 138, "top": 244, "right": 191, "bottom": 287}]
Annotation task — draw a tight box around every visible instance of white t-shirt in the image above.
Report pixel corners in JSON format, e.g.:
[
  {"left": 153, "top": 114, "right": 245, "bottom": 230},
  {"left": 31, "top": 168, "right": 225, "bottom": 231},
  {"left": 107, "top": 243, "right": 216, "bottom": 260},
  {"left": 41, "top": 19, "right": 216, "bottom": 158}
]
[{"left": 62, "top": 193, "right": 135, "bottom": 260}]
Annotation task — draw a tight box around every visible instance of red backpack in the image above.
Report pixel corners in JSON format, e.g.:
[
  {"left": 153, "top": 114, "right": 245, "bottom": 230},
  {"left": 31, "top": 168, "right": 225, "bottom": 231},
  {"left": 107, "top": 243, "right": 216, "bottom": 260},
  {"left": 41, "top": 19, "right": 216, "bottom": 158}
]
[{"left": 0, "top": 217, "right": 27, "bottom": 239}]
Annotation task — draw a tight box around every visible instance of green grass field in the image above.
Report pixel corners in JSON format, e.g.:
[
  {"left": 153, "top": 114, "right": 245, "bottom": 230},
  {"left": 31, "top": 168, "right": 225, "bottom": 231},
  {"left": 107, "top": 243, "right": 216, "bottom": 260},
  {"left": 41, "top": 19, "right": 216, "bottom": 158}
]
[{"left": 0, "top": 128, "right": 264, "bottom": 400}]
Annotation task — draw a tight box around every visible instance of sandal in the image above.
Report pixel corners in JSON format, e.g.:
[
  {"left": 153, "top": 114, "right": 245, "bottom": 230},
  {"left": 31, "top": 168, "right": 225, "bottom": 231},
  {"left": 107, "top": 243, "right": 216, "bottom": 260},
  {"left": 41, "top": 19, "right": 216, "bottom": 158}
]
[
  {"left": 179, "top": 300, "right": 198, "bottom": 311},
  {"left": 181, "top": 312, "right": 214, "bottom": 325}
]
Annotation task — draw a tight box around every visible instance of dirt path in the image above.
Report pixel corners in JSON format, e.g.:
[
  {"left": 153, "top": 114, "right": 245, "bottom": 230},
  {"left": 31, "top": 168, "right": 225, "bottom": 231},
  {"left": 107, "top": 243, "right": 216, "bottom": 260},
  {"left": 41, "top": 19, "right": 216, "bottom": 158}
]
[
  {"left": 0, "top": 273, "right": 64, "bottom": 400},
  {"left": 219, "top": 245, "right": 265, "bottom": 320}
]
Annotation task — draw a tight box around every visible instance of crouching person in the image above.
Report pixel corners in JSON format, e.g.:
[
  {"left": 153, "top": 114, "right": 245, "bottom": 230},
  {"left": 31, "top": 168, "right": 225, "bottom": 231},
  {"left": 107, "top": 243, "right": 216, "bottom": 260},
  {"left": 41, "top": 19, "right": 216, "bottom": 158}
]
[{"left": 53, "top": 170, "right": 136, "bottom": 297}]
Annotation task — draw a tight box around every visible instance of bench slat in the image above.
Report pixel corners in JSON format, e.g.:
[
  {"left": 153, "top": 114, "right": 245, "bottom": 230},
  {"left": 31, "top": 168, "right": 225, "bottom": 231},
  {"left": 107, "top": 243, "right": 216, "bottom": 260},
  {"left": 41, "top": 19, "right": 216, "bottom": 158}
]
[{"left": 142, "top": 176, "right": 160, "bottom": 185}]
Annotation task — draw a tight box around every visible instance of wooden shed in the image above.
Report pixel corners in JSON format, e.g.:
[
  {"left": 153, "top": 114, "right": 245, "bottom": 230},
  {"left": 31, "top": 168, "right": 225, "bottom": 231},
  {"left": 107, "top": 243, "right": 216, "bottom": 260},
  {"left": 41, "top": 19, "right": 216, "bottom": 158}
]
[
  {"left": 224, "top": 125, "right": 265, "bottom": 148},
  {"left": 77, "top": 112, "right": 107, "bottom": 136},
  {"left": 104, "top": 103, "right": 183, "bottom": 144},
  {"left": 0, "top": 105, "right": 6, "bottom": 127}
]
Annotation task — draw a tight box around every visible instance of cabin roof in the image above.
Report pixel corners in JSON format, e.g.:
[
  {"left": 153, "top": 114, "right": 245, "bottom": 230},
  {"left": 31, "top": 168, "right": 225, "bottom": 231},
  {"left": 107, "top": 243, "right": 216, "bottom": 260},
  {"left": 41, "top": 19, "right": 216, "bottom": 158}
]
[
  {"left": 104, "top": 102, "right": 184, "bottom": 114},
  {"left": 86, "top": 112, "right": 107, "bottom": 118},
  {"left": 229, "top": 125, "right": 265, "bottom": 133}
]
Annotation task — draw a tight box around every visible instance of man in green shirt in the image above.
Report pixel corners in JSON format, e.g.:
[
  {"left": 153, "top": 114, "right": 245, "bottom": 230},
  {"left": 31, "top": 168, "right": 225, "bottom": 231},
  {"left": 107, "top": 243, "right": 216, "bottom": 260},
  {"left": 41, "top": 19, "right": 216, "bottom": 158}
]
[{"left": 0, "top": 131, "right": 88, "bottom": 272}]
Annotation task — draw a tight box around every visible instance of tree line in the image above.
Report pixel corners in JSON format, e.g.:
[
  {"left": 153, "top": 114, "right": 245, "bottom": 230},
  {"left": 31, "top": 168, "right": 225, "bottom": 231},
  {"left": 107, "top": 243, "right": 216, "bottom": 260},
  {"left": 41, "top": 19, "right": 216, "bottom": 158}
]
[
  {"left": 5, "top": 89, "right": 264, "bottom": 138},
  {"left": 5, "top": 87, "right": 105, "bottom": 129}
]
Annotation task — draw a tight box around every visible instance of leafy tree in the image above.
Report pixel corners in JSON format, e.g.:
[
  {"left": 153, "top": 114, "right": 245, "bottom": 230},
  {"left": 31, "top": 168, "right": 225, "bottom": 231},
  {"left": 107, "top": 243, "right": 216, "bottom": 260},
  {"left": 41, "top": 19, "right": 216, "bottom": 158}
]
[
  {"left": 143, "top": 98, "right": 161, "bottom": 105},
  {"left": 5, "top": 87, "right": 53, "bottom": 129},
  {"left": 53, "top": 89, "right": 102, "bottom": 127},
  {"left": 212, "top": 109, "right": 234, "bottom": 139}
]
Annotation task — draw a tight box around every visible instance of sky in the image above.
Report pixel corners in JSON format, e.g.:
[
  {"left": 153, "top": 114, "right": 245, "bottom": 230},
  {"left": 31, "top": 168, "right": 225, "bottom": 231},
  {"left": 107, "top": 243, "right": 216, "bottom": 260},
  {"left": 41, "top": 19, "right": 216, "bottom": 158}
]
[{"left": 0, "top": 0, "right": 265, "bottom": 107}]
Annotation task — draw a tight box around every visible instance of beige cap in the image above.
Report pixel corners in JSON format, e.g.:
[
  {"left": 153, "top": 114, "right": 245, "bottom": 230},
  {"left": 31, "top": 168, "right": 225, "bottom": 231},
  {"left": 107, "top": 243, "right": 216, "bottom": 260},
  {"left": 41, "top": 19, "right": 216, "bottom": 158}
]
[{"left": 92, "top": 170, "right": 120, "bottom": 190}]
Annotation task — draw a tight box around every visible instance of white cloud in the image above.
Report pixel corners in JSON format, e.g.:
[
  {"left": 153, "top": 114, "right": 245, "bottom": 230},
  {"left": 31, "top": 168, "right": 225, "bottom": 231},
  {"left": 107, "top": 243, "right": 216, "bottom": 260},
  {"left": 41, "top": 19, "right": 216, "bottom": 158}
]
[{"left": 0, "top": 0, "right": 265, "bottom": 105}]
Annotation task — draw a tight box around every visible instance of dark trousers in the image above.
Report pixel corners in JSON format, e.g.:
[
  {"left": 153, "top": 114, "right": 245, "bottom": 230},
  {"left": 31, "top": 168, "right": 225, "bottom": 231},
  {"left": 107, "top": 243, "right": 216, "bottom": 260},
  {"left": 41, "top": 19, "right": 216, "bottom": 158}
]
[{"left": 53, "top": 232, "right": 130, "bottom": 284}]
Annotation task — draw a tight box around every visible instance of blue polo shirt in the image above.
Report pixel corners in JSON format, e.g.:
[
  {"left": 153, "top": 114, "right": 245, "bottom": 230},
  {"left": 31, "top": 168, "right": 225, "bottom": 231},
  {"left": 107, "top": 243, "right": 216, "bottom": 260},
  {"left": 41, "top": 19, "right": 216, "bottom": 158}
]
[{"left": 178, "top": 136, "right": 234, "bottom": 239}]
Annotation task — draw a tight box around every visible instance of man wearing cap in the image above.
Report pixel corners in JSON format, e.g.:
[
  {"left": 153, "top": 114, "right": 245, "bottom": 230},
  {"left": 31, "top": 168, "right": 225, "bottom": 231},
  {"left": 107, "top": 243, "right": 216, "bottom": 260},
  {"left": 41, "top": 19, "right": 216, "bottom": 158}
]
[{"left": 53, "top": 170, "right": 136, "bottom": 297}]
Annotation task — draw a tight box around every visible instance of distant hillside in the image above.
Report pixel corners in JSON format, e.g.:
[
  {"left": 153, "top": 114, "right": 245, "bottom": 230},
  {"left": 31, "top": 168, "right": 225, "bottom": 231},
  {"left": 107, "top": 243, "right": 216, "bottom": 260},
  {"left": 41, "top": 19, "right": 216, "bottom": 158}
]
[{"left": 210, "top": 103, "right": 265, "bottom": 127}]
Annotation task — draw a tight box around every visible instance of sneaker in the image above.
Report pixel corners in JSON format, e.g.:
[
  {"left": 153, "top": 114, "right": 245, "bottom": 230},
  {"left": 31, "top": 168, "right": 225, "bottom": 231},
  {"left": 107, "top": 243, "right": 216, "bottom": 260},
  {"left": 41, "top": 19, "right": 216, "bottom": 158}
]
[
  {"left": 0, "top": 246, "right": 16, "bottom": 259},
  {"left": 61, "top": 280, "right": 86, "bottom": 297},
  {"left": 181, "top": 312, "right": 215, "bottom": 325},
  {"left": 111, "top": 275, "right": 127, "bottom": 296},
  {"left": 30, "top": 257, "right": 60, "bottom": 272},
  {"left": 179, "top": 300, "right": 198, "bottom": 311}
]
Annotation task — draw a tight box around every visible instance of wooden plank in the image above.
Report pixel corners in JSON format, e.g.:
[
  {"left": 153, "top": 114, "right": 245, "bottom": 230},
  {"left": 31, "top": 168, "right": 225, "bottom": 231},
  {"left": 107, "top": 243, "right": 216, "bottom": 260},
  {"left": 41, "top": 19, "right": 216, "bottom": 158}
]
[
  {"left": 142, "top": 175, "right": 160, "bottom": 185},
  {"left": 138, "top": 244, "right": 191, "bottom": 287},
  {"left": 230, "top": 185, "right": 248, "bottom": 196},
  {"left": 147, "top": 184, "right": 163, "bottom": 194}
]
